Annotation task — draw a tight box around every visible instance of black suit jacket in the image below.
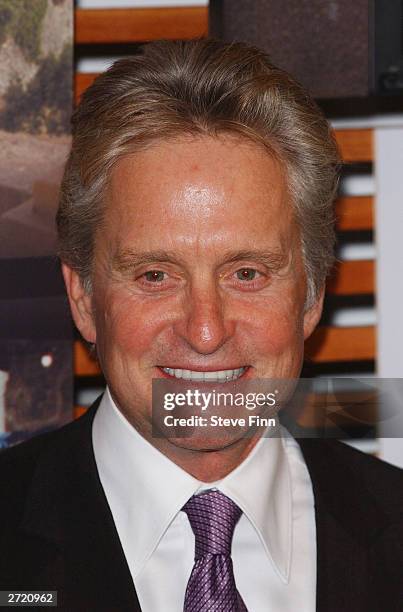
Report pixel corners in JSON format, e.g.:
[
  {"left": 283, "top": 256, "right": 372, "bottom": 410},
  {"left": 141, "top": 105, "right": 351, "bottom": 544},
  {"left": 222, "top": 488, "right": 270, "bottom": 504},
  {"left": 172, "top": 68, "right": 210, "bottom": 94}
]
[{"left": 0, "top": 399, "right": 402, "bottom": 612}]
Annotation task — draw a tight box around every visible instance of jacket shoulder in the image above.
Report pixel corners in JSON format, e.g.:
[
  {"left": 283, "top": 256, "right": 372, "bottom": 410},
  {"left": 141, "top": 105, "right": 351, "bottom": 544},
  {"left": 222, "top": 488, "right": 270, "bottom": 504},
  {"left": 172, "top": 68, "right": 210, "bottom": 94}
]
[
  {"left": 0, "top": 411, "right": 93, "bottom": 527},
  {"left": 300, "top": 438, "right": 403, "bottom": 515},
  {"left": 328, "top": 438, "right": 403, "bottom": 479}
]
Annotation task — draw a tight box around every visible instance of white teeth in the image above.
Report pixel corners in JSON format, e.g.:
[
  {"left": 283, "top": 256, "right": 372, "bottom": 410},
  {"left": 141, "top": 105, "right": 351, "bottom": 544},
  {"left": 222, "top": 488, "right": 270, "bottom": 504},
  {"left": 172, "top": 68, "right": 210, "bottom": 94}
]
[
  {"left": 191, "top": 372, "right": 205, "bottom": 381},
  {"left": 203, "top": 371, "right": 219, "bottom": 380},
  {"left": 162, "top": 367, "right": 246, "bottom": 382}
]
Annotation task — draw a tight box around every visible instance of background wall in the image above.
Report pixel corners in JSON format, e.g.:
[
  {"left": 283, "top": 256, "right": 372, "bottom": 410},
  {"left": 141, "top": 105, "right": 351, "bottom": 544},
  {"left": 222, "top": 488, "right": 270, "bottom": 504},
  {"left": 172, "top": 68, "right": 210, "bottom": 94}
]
[{"left": 0, "top": 0, "right": 74, "bottom": 448}]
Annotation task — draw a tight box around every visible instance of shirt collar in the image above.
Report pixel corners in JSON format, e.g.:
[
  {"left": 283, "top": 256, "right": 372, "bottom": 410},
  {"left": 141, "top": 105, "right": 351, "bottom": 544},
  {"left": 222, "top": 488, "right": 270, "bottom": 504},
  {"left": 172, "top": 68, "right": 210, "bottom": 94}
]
[
  {"left": 215, "top": 429, "right": 292, "bottom": 583},
  {"left": 92, "top": 388, "right": 292, "bottom": 583}
]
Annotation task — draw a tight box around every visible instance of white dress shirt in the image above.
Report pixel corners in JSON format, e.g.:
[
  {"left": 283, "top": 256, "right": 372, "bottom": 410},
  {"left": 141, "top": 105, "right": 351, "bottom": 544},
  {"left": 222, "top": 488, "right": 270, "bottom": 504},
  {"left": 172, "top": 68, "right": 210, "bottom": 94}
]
[{"left": 92, "top": 388, "right": 317, "bottom": 612}]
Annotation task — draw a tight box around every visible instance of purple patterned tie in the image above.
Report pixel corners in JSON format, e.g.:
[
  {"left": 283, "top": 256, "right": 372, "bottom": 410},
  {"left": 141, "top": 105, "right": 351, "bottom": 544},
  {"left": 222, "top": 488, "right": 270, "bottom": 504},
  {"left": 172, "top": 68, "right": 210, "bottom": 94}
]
[{"left": 182, "top": 489, "right": 248, "bottom": 612}]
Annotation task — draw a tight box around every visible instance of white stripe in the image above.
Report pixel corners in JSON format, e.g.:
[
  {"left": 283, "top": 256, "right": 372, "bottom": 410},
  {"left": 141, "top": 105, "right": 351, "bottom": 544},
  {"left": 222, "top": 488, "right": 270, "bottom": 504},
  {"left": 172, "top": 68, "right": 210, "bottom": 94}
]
[
  {"left": 337, "top": 243, "right": 376, "bottom": 261},
  {"left": 329, "top": 307, "right": 376, "bottom": 328},
  {"left": 339, "top": 175, "right": 375, "bottom": 197}
]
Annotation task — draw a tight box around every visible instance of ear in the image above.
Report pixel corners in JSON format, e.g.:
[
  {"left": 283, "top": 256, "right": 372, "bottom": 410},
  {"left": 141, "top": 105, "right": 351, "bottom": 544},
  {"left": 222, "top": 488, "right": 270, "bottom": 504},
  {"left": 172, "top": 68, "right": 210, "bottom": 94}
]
[
  {"left": 62, "top": 263, "right": 97, "bottom": 344},
  {"left": 303, "top": 285, "right": 325, "bottom": 340}
]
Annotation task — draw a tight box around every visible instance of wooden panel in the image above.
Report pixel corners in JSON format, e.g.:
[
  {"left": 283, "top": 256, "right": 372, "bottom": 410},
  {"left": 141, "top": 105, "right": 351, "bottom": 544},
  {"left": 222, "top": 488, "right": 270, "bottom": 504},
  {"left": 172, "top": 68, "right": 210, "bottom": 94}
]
[
  {"left": 75, "top": 340, "right": 101, "bottom": 377},
  {"left": 74, "top": 405, "right": 88, "bottom": 419},
  {"left": 75, "top": 7, "right": 208, "bottom": 44},
  {"left": 297, "top": 389, "right": 378, "bottom": 428},
  {"left": 74, "top": 325, "right": 375, "bottom": 376},
  {"left": 336, "top": 195, "right": 373, "bottom": 231},
  {"left": 305, "top": 326, "right": 375, "bottom": 363},
  {"left": 75, "top": 73, "right": 96, "bottom": 102},
  {"left": 333, "top": 128, "right": 373, "bottom": 163},
  {"left": 327, "top": 260, "right": 374, "bottom": 295}
]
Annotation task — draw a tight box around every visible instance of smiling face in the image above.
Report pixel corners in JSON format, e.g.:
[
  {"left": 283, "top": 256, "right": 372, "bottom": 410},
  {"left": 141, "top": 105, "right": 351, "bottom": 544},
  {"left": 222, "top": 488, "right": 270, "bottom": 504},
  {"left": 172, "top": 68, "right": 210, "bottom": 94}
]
[{"left": 63, "top": 135, "right": 323, "bottom": 466}]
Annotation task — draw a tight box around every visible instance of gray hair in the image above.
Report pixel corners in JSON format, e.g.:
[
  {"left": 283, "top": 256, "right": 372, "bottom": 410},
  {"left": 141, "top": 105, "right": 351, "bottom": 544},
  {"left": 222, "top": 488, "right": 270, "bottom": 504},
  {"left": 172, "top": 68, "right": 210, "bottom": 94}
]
[{"left": 57, "top": 38, "right": 340, "bottom": 307}]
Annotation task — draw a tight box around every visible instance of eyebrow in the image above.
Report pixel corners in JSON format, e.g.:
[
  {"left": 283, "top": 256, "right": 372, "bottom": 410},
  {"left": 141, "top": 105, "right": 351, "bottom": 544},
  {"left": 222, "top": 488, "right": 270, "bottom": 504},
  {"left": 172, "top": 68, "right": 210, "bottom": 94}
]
[
  {"left": 221, "top": 249, "right": 288, "bottom": 270},
  {"left": 112, "top": 250, "right": 182, "bottom": 272},
  {"left": 112, "top": 248, "right": 288, "bottom": 272}
]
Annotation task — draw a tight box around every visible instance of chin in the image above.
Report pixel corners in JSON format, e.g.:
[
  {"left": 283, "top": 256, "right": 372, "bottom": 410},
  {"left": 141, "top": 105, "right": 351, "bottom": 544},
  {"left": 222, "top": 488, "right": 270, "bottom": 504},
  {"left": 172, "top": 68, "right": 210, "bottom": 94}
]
[{"left": 161, "top": 431, "right": 250, "bottom": 453}]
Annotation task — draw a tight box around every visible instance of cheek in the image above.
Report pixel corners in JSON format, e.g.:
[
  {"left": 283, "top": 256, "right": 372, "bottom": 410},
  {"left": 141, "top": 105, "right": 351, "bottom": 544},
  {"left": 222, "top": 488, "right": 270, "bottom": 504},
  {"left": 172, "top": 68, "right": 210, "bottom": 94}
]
[
  {"left": 240, "top": 297, "right": 305, "bottom": 355},
  {"left": 93, "top": 289, "right": 170, "bottom": 359}
]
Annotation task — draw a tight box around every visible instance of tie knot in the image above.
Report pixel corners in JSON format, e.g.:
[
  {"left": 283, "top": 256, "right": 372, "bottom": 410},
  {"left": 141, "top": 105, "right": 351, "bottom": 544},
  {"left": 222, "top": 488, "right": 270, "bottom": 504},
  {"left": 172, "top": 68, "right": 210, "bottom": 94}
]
[{"left": 182, "top": 490, "right": 242, "bottom": 559}]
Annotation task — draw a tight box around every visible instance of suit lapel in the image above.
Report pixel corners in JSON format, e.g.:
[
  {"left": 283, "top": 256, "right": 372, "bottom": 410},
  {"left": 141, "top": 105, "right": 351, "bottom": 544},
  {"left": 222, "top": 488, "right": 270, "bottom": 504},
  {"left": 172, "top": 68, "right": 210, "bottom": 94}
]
[
  {"left": 19, "top": 402, "right": 142, "bottom": 611},
  {"left": 298, "top": 439, "right": 387, "bottom": 612}
]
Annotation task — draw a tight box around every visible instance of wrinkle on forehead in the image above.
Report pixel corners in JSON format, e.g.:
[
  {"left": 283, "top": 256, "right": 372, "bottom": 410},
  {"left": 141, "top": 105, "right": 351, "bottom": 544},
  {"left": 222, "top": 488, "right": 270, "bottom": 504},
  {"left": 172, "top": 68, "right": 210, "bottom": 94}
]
[
  {"left": 98, "top": 134, "right": 299, "bottom": 276},
  {"left": 107, "top": 132, "right": 284, "bottom": 200}
]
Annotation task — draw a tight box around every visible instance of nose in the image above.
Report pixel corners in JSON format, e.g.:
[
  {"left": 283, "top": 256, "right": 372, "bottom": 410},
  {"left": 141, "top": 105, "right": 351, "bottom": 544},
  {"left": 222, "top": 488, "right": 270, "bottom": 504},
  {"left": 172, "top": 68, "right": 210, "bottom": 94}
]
[{"left": 173, "top": 284, "right": 234, "bottom": 355}]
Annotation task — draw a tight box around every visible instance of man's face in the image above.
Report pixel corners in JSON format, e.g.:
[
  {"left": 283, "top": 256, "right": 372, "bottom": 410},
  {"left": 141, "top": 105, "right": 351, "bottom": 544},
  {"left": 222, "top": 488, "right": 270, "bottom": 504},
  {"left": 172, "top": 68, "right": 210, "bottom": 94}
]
[{"left": 65, "top": 135, "right": 323, "bottom": 446}]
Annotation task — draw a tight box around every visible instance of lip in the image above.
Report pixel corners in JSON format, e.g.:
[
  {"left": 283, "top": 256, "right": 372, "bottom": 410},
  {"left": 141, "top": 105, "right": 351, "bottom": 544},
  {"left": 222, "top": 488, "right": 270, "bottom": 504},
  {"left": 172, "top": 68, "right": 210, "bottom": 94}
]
[
  {"left": 155, "top": 365, "right": 251, "bottom": 381},
  {"left": 157, "top": 365, "right": 248, "bottom": 372}
]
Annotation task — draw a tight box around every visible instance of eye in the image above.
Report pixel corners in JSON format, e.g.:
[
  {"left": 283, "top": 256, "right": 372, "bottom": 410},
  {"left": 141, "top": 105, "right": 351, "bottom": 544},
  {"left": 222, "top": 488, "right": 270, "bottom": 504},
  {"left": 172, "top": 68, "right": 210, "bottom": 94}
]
[
  {"left": 143, "top": 270, "right": 165, "bottom": 282},
  {"left": 236, "top": 268, "right": 258, "bottom": 281}
]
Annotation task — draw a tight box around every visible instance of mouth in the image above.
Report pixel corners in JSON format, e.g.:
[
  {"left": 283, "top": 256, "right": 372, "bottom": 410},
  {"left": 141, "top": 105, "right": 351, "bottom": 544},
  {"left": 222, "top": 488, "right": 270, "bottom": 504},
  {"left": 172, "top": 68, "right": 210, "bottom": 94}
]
[{"left": 159, "top": 366, "right": 248, "bottom": 383}]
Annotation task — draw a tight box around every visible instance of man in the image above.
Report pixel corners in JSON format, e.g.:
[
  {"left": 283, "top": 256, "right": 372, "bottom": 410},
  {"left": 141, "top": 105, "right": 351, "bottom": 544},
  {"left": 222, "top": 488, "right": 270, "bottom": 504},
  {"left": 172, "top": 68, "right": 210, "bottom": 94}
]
[{"left": 0, "top": 39, "right": 402, "bottom": 612}]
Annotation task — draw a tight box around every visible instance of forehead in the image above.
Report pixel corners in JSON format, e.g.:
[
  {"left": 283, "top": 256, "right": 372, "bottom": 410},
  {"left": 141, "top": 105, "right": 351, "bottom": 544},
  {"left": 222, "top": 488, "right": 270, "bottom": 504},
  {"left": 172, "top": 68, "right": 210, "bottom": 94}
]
[{"left": 102, "top": 135, "right": 297, "bottom": 254}]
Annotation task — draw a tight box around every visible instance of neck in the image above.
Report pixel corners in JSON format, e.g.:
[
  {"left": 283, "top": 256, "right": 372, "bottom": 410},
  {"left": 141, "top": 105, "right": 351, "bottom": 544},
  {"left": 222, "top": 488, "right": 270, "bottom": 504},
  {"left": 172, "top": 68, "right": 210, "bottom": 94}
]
[
  {"left": 110, "top": 391, "right": 263, "bottom": 481},
  {"left": 144, "top": 433, "right": 262, "bottom": 481}
]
